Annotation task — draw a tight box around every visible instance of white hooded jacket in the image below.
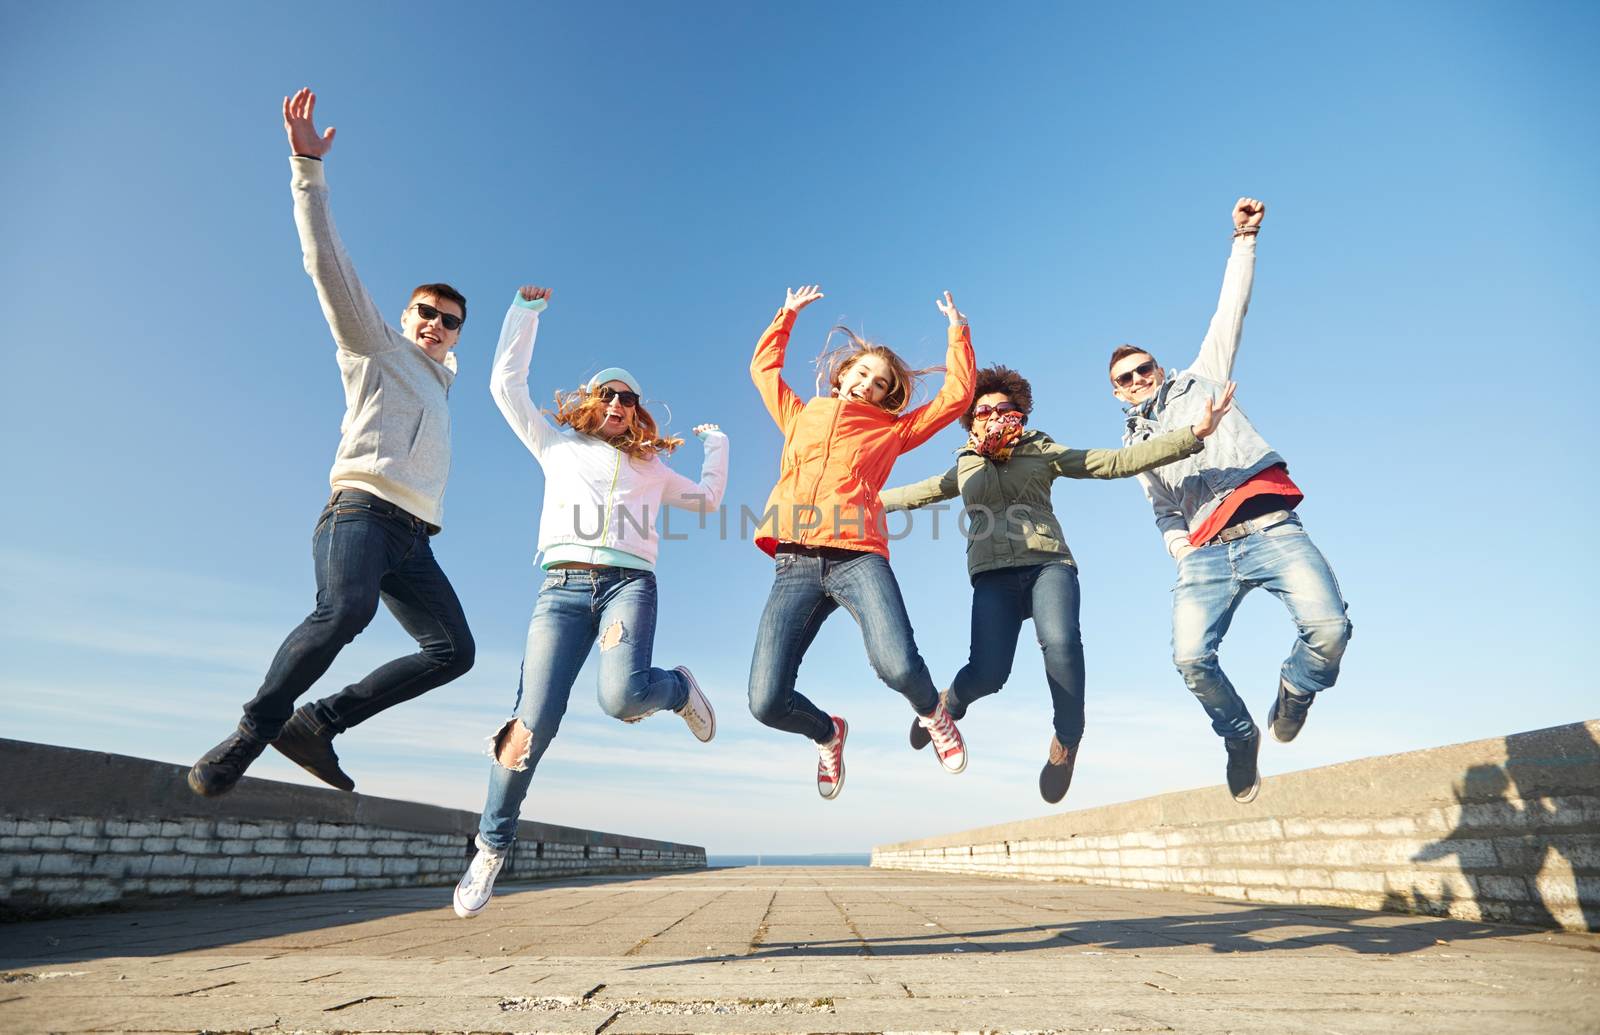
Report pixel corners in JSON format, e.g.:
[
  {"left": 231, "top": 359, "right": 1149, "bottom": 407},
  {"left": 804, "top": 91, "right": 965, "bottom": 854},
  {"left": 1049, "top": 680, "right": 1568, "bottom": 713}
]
[{"left": 489, "top": 303, "right": 728, "bottom": 569}]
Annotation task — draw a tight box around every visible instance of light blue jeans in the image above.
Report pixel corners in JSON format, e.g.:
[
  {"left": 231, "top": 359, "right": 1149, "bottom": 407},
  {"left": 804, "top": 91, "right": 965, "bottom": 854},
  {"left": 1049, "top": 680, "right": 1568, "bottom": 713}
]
[
  {"left": 1171, "top": 514, "right": 1352, "bottom": 741},
  {"left": 478, "top": 567, "right": 689, "bottom": 850}
]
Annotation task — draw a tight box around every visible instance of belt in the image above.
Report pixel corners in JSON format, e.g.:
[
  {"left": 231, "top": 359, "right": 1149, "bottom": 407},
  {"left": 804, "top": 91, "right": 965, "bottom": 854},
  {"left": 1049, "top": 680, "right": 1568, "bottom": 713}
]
[
  {"left": 775, "top": 541, "right": 871, "bottom": 562},
  {"left": 328, "top": 489, "right": 437, "bottom": 535},
  {"left": 1212, "top": 509, "right": 1294, "bottom": 544}
]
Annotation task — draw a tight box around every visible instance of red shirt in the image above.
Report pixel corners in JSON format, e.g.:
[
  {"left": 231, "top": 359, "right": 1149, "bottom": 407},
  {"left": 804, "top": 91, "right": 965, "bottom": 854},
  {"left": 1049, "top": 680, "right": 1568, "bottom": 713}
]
[{"left": 1188, "top": 464, "right": 1304, "bottom": 547}]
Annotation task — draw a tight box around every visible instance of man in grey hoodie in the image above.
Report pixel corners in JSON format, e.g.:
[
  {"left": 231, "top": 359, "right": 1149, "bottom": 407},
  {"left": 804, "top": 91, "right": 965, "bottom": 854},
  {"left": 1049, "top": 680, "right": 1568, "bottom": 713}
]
[{"left": 189, "top": 88, "right": 475, "bottom": 797}]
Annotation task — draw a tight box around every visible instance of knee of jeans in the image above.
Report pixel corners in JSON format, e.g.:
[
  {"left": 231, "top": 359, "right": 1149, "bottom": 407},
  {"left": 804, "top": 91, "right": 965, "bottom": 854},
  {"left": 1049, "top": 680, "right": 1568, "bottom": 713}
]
[
  {"left": 965, "top": 657, "right": 1012, "bottom": 695},
  {"left": 1301, "top": 617, "right": 1352, "bottom": 663},
  {"left": 862, "top": 646, "right": 918, "bottom": 690},
  {"left": 1174, "top": 652, "right": 1222, "bottom": 691},
  {"left": 596, "top": 677, "right": 644, "bottom": 721},
  {"left": 488, "top": 718, "right": 535, "bottom": 772},
  {"left": 429, "top": 630, "right": 476, "bottom": 675},
  {"left": 320, "top": 597, "right": 380, "bottom": 643},
  {"left": 746, "top": 683, "right": 785, "bottom": 726}
]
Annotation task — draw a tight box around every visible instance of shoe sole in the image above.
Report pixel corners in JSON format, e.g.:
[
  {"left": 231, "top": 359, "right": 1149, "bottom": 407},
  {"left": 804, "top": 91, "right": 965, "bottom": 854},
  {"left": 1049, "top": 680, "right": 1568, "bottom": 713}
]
[
  {"left": 271, "top": 740, "right": 356, "bottom": 792},
  {"left": 937, "top": 749, "right": 968, "bottom": 775},
  {"left": 908, "top": 717, "right": 930, "bottom": 751},
  {"left": 452, "top": 892, "right": 486, "bottom": 919},
  {"left": 676, "top": 667, "right": 715, "bottom": 743},
  {"left": 818, "top": 719, "right": 847, "bottom": 800},
  {"left": 1232, "top": 777, "right": 1261, "bottom": 804}
]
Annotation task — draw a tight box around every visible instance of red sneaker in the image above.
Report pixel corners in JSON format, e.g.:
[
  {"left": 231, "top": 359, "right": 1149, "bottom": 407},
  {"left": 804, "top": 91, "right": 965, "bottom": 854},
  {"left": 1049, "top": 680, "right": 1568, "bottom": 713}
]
[
  {"left": 816, "top": 716, "right": 848, "bottom": 800},
  {"left": 917, "top": 700, "right": 968, "bottom": 774}
]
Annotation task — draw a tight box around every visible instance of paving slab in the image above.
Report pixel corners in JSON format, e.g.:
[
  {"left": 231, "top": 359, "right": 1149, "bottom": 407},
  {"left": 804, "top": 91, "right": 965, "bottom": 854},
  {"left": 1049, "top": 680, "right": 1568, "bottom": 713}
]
[{"left": 1, "top": 866, "right": 1595, "bottom": 1034}]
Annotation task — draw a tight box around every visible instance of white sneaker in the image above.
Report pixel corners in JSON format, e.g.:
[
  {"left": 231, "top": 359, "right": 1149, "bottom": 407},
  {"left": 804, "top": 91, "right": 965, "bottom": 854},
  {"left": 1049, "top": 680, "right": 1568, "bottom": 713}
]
[
  {"left": 816, "top": 716, "right": 848, "bottom": 800},
  {"left": 673, "top": 666, "right": 716, "bottom": 742},
  {"left": 452, "top": 840, "right": 506, "bottom": 919},
  {"left": 917, "top": 700, "right": 968, "bottom": 774}
]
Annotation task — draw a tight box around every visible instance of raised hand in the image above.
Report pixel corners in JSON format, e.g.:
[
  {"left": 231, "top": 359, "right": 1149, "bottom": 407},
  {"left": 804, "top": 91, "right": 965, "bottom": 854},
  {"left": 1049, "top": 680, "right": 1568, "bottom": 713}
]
[
  {"left": 284, "top": 87, "right": 336, "bottom": 158},
  {"left": 693, "top": 422, "right": 721, "bottom": 438},
  {"left": 1191, "top": 382, "right": 1237, "bottom": 438},
  {"left": 519, "top": 285, "right": 552, "bottom": 303},
  {"left": 784, "top": 285, "right": 824, "bottom": 313},
  {"left": 935, "top": 290, "right": 966, "bottom": 327},
  {"left": 1233, "top": 196, "right": 1266, "bottom": 231}
]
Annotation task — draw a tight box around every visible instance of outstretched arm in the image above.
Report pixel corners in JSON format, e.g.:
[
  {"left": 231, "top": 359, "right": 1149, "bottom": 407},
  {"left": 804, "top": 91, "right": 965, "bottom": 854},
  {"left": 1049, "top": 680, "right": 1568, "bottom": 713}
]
[
  {"left": 749, "top": 285, "right": 822, "bottom": 431},
  {"left": 661, "top": 424, "right": 730, "bottom": 513},
  {"left": 489, "top": 285, "right": 562, "bottom": 460},
  {"left": 897, "top": 291, "right": 977, "bottom": 451},
  {"left": 285, "top": 87, "right": 393, "bottom": 358},
  {"left": 1187, "top": 197, "right": 1264, "bottom": 384},
  {"left": 1051, "top": 382, "right": 1235, "bottom": 478},
  {"left": 881, "top": 464, "right": 960, "bottom": 512}
]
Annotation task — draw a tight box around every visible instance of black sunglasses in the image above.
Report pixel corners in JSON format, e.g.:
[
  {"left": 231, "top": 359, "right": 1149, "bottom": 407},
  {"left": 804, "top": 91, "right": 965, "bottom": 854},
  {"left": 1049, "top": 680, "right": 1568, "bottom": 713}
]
[
  {"left": 598, "top": 386, "right": 640, "bottom": 408},
  {"left": 410, "top": 303, "right": 463, "bottom": 331},
  {"left": 1113, "top": 360, "right": 1157, "bottom": 387},
  {"left": 974, "top": 402, "right": 1024, "bottom": 419}
]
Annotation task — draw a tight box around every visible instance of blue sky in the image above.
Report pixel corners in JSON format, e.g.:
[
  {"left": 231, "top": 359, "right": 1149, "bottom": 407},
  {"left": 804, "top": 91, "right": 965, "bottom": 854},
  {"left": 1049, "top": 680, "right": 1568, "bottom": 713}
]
[{"left": 3, "top": 1, "right": 1596, "bottom": 855}]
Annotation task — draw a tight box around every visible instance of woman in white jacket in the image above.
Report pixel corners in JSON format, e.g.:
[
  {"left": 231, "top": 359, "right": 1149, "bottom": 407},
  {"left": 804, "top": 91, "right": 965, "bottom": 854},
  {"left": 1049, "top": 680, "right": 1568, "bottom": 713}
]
[{"left": 454, "top": 285, "right": 728, "bottom": 918}]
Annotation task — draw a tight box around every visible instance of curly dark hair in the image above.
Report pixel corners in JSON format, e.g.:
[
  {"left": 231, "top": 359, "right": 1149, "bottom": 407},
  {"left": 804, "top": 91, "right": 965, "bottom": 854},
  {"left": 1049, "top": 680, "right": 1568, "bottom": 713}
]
[{"left": 960, "top": 365, "right": 1033, "bottom": 430}]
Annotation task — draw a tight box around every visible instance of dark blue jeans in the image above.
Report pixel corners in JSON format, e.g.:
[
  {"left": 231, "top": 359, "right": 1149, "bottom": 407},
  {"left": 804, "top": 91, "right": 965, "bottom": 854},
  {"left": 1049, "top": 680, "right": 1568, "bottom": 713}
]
[
  {"left": 239, "top": 490, "right": 475, "bottom": 741},
  {"left": 747, "top": 547, "right": 940, "bottom": 743},
  {"left": 949, "top": 561, "right": 1086, "bottom": 747}
]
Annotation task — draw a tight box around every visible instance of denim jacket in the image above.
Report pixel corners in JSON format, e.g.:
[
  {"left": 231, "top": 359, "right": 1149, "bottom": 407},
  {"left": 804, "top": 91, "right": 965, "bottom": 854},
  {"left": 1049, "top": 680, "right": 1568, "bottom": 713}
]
[{"left": 1119, "top": 233, "right": 1286, "bottom": 558}]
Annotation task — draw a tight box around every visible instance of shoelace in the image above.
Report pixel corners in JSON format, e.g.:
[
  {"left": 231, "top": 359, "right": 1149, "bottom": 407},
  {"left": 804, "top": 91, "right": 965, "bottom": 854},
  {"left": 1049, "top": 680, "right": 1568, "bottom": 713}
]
[
  {"left": 922, "top": 709, "right": 962, "bottom": 757},
  {"left": 817, "top": 738, "right": 842, "bottom": 782},
  {"left": 464, "top": 852, "right": 501, "bottom": 893},
  {"left": 219, "top": 736, "right": 260, "bottom": 768}
]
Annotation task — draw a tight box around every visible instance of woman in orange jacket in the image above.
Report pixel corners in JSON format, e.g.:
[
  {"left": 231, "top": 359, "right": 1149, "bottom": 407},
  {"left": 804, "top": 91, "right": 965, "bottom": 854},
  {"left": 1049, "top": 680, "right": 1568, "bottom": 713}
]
[{"left": 746, "top": 284, "right": 976, "bottom": 799}]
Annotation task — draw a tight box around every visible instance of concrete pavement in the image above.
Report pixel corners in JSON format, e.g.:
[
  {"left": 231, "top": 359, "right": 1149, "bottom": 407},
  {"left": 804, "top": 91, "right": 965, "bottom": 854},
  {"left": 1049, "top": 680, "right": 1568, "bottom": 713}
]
[{"left": 2, "top": 866, "right": 1596, "bottom": 1033}]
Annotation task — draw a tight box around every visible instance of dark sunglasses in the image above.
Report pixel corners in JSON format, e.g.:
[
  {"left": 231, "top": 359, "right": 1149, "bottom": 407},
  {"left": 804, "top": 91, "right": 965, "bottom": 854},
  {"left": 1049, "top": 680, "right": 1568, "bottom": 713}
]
[
  {"left": 974, "top": 402, "right": 1024, "bottom": 419},
  {"left": 1113, "top": 360, "right": 1157, "bottom": 387},
  {"left": 598, "top": 386, "right": 640, "bottom": 408},
  {"left": 410, "top": 303, "right": 463, "bottom": 331}
]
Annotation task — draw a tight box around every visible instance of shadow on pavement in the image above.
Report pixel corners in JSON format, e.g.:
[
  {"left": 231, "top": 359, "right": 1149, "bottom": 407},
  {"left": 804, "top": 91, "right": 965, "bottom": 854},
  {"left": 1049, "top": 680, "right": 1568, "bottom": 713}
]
[{"left": 0, "top": 871, "right": 658, "bottom": 968}]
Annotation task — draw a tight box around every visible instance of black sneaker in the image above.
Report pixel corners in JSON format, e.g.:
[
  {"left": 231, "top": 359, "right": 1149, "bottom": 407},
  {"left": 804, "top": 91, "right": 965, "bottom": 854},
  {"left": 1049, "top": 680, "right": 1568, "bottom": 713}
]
[
  {"left": 1268, "top": 681, "right": 1314, "bottom": 743},
  {"left": 1039, "top": 736, "right": 1078, "bottom": 805},
  {"left": 272, "top": 706, "right": 356, "bottom": 792},
  {"left": 188, "top": 727, "right": 268, "bottom": 797},
  {"left": 1224, "top": 729, "right": 1261, "bottom": 803},
  {"left": 908, "top": 690, "right": 957, "bottom": 751}
]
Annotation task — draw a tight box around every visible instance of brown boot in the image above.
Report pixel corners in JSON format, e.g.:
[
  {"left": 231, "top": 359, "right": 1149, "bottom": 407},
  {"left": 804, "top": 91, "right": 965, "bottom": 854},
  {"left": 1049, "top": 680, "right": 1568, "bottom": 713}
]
[{"left": 1039, "top": 735, "right": 1077, "bottom": 804}]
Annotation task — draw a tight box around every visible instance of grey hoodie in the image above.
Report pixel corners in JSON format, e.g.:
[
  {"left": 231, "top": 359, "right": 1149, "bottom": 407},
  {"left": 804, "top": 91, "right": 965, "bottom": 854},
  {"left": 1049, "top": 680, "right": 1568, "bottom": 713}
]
[{"left": 290, "top": 156, "right": 457, "bottom": 528}]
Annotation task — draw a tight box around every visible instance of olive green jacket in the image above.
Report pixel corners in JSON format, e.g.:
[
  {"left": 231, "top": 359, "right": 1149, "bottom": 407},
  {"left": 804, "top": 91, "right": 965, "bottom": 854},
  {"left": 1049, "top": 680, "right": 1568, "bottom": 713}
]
[{"left": 880, "top": 427, "right": 1202, "bottom": 578}]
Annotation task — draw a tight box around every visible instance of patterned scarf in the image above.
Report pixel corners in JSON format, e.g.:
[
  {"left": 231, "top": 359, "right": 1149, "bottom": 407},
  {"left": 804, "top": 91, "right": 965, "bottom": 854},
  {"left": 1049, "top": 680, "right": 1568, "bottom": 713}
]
[{"left": 969, "top": 411, "right": 1027, "bottom": 462}]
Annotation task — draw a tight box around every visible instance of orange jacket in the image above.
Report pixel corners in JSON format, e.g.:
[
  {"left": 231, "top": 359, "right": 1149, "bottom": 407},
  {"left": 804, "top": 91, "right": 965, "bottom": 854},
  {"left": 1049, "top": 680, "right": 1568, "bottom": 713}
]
[{"left": 749, "top": 308, "right": 975, "bottom": 558}]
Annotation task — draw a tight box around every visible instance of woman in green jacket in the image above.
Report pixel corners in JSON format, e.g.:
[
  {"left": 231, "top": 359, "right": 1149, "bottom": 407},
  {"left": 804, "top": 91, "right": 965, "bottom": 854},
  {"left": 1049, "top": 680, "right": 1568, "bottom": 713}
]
[{"left": 881, "top": 365, "right": 1233, "bottom": 803}]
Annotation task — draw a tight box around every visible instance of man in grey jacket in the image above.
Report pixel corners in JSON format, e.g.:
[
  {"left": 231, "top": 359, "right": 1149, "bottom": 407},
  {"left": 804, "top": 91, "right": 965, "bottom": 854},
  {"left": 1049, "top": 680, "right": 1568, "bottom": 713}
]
[
  {"left": 189, "top": 88, "right": 475, "bottom": 797},
  {"left": 1111, "top": 198, "right": 1351, "bottom": 805}
]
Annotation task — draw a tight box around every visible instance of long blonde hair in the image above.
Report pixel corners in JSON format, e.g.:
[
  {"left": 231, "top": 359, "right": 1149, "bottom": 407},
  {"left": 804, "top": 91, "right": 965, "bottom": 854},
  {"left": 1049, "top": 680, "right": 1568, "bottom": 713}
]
[
  {"left": 550, "top": 386, "right": 683, "bottom": 460},
  {"left": 814, "top": 327, "right": 938, "bottom": 415}
]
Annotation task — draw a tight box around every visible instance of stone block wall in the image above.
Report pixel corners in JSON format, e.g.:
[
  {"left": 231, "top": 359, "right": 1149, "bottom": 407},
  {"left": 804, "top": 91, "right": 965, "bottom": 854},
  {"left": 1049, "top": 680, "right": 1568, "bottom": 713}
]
[
  {"left": 0, "top": 740, "right": 703, "bottom": 917},
  {"left": 874, "top": 720, "right": 1599, "bottom": 933}
]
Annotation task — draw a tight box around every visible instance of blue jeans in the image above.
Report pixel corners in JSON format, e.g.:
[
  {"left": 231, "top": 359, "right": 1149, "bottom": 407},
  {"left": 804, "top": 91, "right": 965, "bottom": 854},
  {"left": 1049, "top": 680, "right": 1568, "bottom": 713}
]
[
  {"left": 478, "top": 567, "right": 689, "bottom": 850},
  {"left": 1171, "top": 513, "right": 1352, "bottom": 741},
  {"left": 240, "top": 490, "right": 475, "bottom": 742},
  {"left": 747, "top": 548, "right": 940, "bottom": 743},
  {"left": 948, "top": 561, "right": 1086, "bottom": 747}
]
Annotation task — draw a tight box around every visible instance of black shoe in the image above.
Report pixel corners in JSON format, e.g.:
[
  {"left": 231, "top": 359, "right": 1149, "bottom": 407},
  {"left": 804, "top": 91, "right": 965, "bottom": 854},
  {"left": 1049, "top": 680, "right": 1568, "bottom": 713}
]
[
  {"left": 188, "top": 727, "right": 268, "bottom": 797},
  {"left": 1268, "top": 681, "right": 1314, "bottom": 743},
  {"left": 272, "top": 706, "right": 356, "bottom": 792},
  {"left": 1039, "top": 736, "right": 1078, "bottom": 804},
  {"left": 908, "top": 690, "right": 957, "bottom": 751},
  {"left": 1224, "top": 729, "right": 1261, "bottom": 803}
]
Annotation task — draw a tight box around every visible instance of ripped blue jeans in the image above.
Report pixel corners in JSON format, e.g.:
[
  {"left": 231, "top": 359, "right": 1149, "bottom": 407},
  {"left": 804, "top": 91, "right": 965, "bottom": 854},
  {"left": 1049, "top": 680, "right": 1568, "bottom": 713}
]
[{"left": 477, "top": 567, "right": 689, "bottom": 851}]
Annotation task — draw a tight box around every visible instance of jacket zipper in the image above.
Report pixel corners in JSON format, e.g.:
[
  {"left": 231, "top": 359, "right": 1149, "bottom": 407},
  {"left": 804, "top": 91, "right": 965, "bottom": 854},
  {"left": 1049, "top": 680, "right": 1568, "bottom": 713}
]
[{"left": 598, "top": 448, "right": 622, "bottom": 548}]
